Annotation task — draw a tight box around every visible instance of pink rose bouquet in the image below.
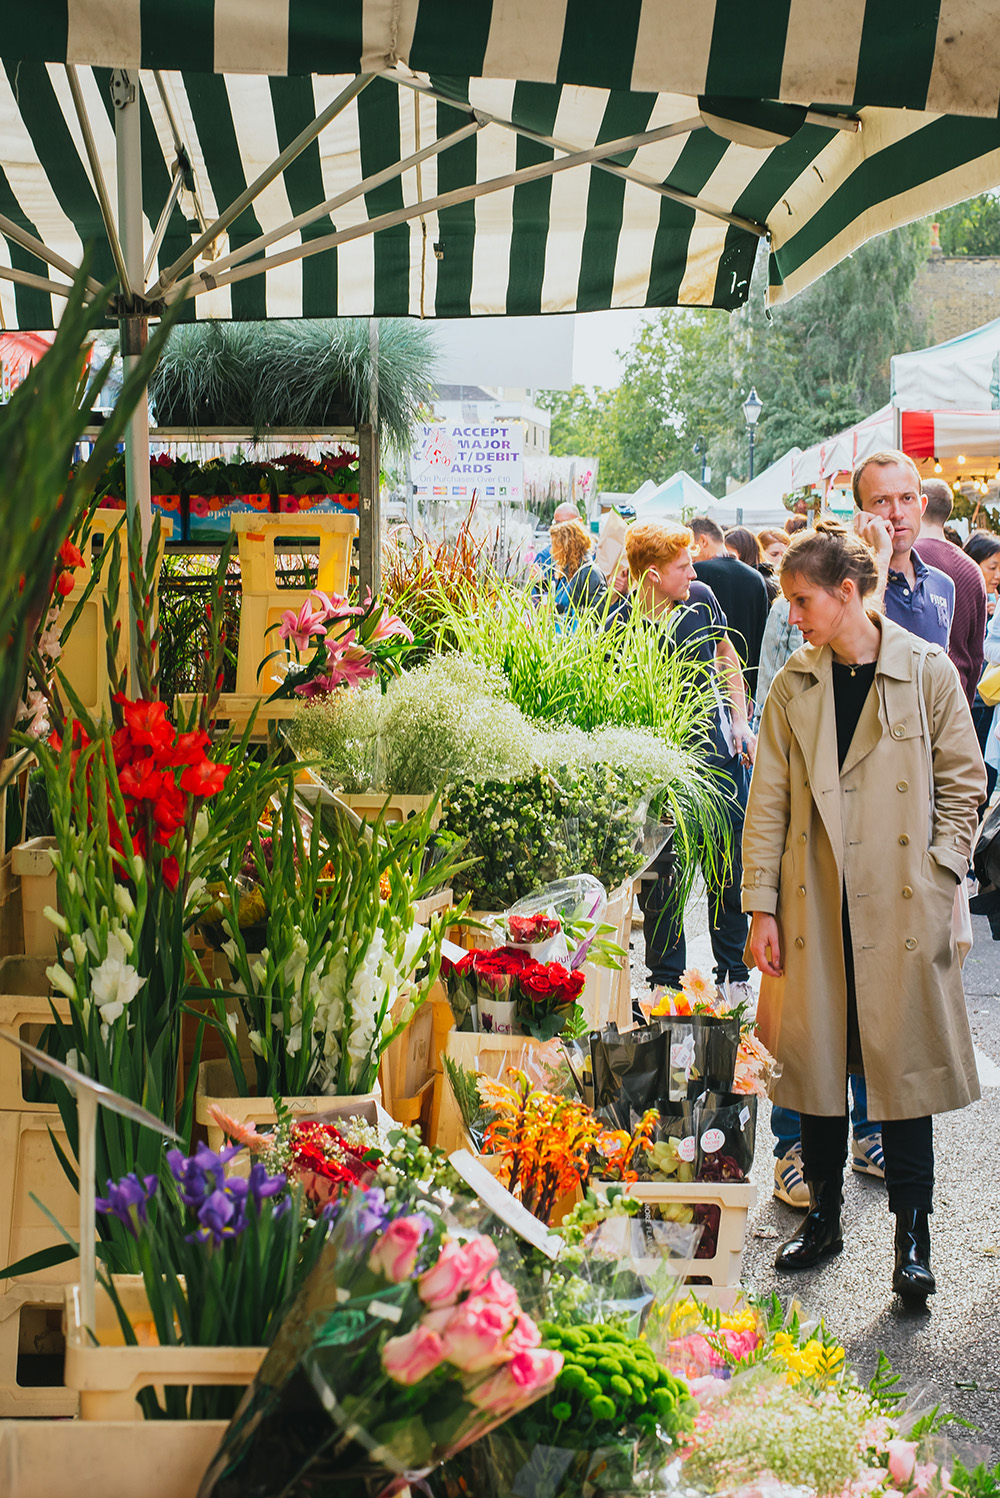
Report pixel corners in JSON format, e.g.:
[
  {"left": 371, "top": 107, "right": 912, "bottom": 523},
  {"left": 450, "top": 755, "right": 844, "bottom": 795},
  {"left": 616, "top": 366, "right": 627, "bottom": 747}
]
[{"left": 200, "top": 1191, "right": 560, "bottom": 1498}]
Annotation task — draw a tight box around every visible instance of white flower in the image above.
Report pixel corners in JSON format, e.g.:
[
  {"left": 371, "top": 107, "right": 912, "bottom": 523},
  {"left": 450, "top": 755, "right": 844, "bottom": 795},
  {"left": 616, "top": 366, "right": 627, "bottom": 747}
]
[
  {"left": 193, "top": 808, "right": 210, "bottom": 846},
  {"left": 185, "top": 876, "right": 208, "bottom": 914},
  {"left": 222, "top": 938, "right": 238, "bottom": 963},
  {"left": 70, "top": 933, "right": 87, "bottom": 967},
  {"left": 90, "top": 954, "right": 145, "bottom": 1026},
  {"left": 226, "top": 1011, "right": 239, "bottom": 1038},
  {"left": 43, "top": 905, "right": 68, "bottom": 934},
  {"left": 113, "top": 885, "right": 136, "bottom": 919},
  {"left": 46, "top": 964, "right": 77, "bottom": 999},
  {"left": 248, "top": 1030, "right": 265, "bottom": 1057}
]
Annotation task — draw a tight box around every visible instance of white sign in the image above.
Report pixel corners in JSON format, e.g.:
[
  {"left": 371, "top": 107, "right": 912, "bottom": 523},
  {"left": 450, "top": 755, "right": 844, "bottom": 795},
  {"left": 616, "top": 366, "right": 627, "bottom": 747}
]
[{"left": 411, "top": 421, "right": 523, "bottom": 503}]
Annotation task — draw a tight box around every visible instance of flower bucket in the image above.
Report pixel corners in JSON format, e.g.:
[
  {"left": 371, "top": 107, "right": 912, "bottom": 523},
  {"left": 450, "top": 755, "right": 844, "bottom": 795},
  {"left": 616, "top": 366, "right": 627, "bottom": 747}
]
[
  {"left": 195, "top": 1058, "right": 379, "bottom": 1153},
  {"left": 64, "top": 1275, "right": 264, "bottom": 1422},
  {"left": 10, "top": 838, "right": 58, "bottom": 957}
]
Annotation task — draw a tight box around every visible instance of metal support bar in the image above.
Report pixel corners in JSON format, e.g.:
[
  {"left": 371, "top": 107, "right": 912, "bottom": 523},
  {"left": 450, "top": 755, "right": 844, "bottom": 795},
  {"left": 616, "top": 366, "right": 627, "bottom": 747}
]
[
  {"left": 153, "top": 71, "right": 211, "bottom": 235},
  {"left": 143, "top": 163, "right": 186, "bottom": 283},
  {"left": 65, "top": 64, "right": 133, "bottom": 300},
  {"left": 0, "top": 210, "right": 103, "bottom": 293},
  {"left": 148, "top": 73, "right": 375, "bottom": 298},
  {"left": 0, "top": 263, "right": 77, "bottom": 299},
  {"left": 358, "top": 420, "right": 380, "bottom": 600},
  {"left": 193, "top": 116, "right": 482, "bottom": 285},
  {"left": 177, "top": 116, "right": 761, "bottom": 299},
  {"left": 391, "top": 72, "right": 767, "bottom": 237}
]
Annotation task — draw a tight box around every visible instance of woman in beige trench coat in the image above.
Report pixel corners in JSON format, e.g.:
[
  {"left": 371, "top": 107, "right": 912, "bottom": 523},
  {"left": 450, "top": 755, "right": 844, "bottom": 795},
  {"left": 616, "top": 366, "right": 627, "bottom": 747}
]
[{"left": 743, "top": 520, "right": 984, "bottom": 1301}]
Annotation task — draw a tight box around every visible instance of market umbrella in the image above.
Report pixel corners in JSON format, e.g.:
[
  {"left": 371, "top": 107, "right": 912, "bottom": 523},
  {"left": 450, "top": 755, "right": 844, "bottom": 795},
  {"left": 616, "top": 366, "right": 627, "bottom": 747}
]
[{"left": 5, "top": 3, "right": 1000, "bottom": 539}]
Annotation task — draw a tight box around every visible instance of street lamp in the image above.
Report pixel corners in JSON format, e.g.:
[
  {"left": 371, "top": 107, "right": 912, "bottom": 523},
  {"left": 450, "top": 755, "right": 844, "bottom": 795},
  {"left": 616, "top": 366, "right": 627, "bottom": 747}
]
[
  {"left": 742, "top": 386, "right": 763, "bottom": 480},
  {"left": 692, "top": 435, "right": 709, "bottom": 485}
]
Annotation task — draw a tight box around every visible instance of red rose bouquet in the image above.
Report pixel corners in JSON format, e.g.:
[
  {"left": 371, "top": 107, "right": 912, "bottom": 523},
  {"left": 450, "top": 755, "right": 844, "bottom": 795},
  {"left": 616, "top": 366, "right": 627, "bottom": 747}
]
[{"left": 515, "top": 959, "right": 587, "bottom": 1041}]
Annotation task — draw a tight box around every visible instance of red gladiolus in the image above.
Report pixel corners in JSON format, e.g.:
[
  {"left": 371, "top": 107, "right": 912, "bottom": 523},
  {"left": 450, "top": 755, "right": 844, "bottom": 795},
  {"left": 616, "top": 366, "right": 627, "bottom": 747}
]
[
  {"left": 179, "top": 758, "right": 231, "bottom": 798},
  {"left": 171, "top": 730, "right": 213, "bottom": 766},
  {"left": 161, "top": 856, "right": 180, "bottom": 892},
  {"left": 118, "top": 697, "right": 174, "bottom": 750},
  {"left": 58, "top": 539, "right": 85, "bottom": 570},
  {"left": 55, "top": 571, "right": 75, "bottom": 597}
]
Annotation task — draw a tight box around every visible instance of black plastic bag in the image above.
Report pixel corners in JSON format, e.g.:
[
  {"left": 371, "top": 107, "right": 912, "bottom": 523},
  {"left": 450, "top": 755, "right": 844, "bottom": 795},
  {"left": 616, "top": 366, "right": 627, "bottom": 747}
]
[
  {"left": 651, "top": 1015, "right": 740, "bottom": 1101},
  {"left": 695, "top": 1092, "right": 757, "bottom": 1182},
  {"left": 589, "top": 1026, "right": 667, "bottom": 1131}
]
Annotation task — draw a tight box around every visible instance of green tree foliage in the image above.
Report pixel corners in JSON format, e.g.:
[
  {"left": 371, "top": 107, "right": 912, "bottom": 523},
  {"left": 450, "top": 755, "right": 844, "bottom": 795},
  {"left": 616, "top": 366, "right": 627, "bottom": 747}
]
[
  {"left": 543, "top": 222, "right": 929, "bottom": 495},
  {"left": 931, "top": 193, "right": 1000, "bottom": 256}
]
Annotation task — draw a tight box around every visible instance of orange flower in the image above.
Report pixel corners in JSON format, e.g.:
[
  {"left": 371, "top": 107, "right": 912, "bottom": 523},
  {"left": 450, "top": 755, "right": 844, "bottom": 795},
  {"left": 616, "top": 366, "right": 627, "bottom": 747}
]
[{"left": 679, "top": 968, "right": 717, "bottom": 1006}]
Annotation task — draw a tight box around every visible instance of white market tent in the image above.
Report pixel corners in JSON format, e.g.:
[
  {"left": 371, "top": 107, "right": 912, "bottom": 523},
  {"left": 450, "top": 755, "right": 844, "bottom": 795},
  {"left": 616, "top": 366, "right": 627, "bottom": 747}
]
[
  {"left": 633, "top": 470, "right": 718, "bottom": 520},
  {"left": 714, "top": 448, "right": 805, "bottom": 527},
  {"left": 890, "top": 320, "right": 1000, "bottom": 484}
]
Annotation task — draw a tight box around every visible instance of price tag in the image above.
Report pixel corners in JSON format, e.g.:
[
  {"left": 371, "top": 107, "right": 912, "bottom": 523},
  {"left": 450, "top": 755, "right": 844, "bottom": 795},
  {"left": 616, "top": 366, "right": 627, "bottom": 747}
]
[
  {"left": 739, "top": 1106, "right": 751, "bottom": 1127},
  {"left": 676, "top": 1136, "right": 696, "bottom": 1162},
  {"left": 700, "top": 1127, "right": 726, "bottom": 1154},
  {"left": 368, "top": 1300, "right": 403, "bottom": 1324}
]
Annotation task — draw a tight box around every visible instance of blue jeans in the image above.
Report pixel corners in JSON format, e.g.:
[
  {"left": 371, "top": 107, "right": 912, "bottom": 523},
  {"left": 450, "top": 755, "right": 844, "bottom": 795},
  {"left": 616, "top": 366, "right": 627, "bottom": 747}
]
[{"left": 771, "top": 1076, "right": 877, "bottom": 1157}]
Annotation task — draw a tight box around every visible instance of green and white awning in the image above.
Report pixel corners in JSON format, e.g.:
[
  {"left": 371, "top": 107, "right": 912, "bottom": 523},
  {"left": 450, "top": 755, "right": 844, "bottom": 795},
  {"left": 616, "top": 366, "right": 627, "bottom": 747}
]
[{"left": 4, "top": 4, "right": 1000, "bottom": 327}]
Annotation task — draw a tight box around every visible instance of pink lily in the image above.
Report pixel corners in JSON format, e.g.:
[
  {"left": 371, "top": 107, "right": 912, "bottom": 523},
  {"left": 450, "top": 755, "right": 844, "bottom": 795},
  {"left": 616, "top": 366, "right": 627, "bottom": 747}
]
[
  {"left": 279, "top": 600, "right": 328, "bottom": 653},
  {"left": 367, "top": 609, "right": 414, "bottom": 644},
  {"left": 312, "top": 589, "right": 365, "bottom": 622}
]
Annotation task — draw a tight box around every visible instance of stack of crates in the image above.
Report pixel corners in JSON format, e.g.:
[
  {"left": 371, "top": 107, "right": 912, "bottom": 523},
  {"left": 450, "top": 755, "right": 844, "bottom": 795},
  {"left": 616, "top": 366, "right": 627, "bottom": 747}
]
[{"left": 0, "top": 956, "right": 78, "bottom": 1414}]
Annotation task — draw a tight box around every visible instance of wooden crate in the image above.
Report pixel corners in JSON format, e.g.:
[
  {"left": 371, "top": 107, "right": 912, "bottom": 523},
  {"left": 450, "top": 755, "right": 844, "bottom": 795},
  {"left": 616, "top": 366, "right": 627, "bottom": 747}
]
[
  {"left": 65, "top": 1277, "right": 265, "bottom": 1421},
  {"left": 0, "top": 1110, "right": 81, "bottom": 1291},
  {"left": 0, "top": 1419, "right": 229, "bottom": 1498},
  {"left": 435, "top": 1030, "right": 545, "bottom": 1155},
  {"left": 10, "top": 837, "right": 58, "bottom": 957},
  {"left": 0, "top": 956, "right": 69, "bottom": 1112},
  {"left": 0, "top": 849, "right": 23, "bottom": 963},
  {"left": 339, "top": 792, "right": 442, "bottom": 829},
  {"left": 616, "top": 1180, "right": 757, "bottom": 1289},
  {"left": 195, "top": 1058, "right": 379, "bottom": 1152},
  {"left": 0, "top": 1279, "right": 77, "bottom": 1416},
  {"left": 379, "top": 987, "right": 453, "bottom": 1133}
]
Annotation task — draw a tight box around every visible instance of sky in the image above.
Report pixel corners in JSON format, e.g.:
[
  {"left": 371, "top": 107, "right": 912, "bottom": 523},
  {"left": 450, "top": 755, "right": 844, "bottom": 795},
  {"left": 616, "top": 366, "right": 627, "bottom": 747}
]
[{"left": 570, "top": 308, "right": 657, "bottom": 389}]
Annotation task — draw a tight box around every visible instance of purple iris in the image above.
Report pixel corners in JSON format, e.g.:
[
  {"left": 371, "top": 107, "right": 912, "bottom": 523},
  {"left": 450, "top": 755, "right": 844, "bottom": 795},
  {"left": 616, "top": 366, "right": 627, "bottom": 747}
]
[
  {"left": 168, "top": 1142, "right": 242, "bottom": 1208},
  {"left": 95, "top": 1173, "right": 158, "bottom": 1239},
  {"left": 247, "top": 1161, "right": 286, "bottom": 1205}
]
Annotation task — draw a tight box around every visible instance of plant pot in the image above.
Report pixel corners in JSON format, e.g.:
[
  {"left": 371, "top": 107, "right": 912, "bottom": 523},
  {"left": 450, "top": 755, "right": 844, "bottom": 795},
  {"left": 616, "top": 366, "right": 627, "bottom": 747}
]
[
  {"left": 195, "top": 1058, "right": 379, "bottom": 1152},
  {"left": 64, "top": 1275, "right": 265, "bottom": 1422}
]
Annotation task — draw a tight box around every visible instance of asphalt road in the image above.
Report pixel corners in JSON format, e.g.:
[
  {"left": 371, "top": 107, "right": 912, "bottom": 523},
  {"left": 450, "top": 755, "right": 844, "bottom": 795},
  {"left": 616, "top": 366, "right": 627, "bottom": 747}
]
[{"left": 628, "top": 893, "right": 1000, "bottom": 1454}]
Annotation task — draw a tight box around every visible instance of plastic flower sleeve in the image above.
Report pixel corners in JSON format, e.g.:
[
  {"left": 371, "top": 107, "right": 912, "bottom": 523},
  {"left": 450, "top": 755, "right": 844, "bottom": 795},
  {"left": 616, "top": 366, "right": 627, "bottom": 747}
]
[
  {"left": 197, "top": 1192, "right": 562, "bottom": 1498},
  {"left": 694, "top": 1092, "right": 757, "bottom": 1183},
  {"left": 590, "top": 1025, "right": 668, "bottom": 1132},
  {"left": 639, "top": 1100, "right": 699, "bottom": 1183},
  {"left": 650, "top": 1015, "right": 740, "bottom": 1101},
  {"left": 505, "top": 876, "right": 606, "bottom": 967}
]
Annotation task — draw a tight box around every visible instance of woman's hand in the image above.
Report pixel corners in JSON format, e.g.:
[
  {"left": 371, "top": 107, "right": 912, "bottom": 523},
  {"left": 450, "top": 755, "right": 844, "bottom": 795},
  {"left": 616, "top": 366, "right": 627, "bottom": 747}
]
[{"left": 749, "top": 912, "right": 783, "bottom": 977}]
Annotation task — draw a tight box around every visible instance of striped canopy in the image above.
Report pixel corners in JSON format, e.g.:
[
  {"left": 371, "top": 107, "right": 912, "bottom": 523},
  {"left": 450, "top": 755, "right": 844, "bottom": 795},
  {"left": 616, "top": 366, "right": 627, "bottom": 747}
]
[{"left": 4, "top": 3, "right": 1000, "bottom": 328}]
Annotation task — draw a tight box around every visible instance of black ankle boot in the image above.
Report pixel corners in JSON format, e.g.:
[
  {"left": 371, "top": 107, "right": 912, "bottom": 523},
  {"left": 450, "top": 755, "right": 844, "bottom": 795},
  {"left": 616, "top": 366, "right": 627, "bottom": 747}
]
[
  {"left": 775, "top": 1179, "right": 844, "bottom": 1271},
  {"left": 892, "top": 1210, "right": 935, "bottom": 1299}
]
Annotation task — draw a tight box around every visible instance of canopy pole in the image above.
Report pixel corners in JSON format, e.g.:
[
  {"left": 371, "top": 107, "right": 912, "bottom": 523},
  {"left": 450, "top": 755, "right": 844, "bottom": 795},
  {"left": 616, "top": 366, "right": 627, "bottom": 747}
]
[{"left": 112, "top": 69, "right": 152, "bottom": 553}]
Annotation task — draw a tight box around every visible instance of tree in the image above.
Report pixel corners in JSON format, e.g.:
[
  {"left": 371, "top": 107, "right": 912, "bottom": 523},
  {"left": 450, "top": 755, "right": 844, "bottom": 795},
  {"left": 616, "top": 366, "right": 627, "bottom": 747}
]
[{"left": 931, "top": 193, "right": 1000, "bottom": 257}]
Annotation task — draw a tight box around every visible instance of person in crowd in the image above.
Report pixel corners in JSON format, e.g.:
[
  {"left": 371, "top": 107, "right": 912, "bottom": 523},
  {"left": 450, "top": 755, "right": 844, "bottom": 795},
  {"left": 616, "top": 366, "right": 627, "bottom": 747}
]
[
  {"left": 744, "top": 519, "right": 983, "bottom": 1300},
  {"left": 964, "top": 530, "right": 1000, "bottom": 617},
  {"left": 769, "top": 458, "right": 959, "bottom": 1212},
  {"left": 532, "top": 502, "right": 584, "bottom": 580},
  {"left": 855, "top": 451, "right": 955, "bottom": 646},
  {"left": 943, "top": 524, "right": 964, "bottom": 548},
  {"left": 757, "top": 528, "right": 791, "bottom": 568},
  {"left": 726, "top": 524, "right": 779, "bottom": 602},
  {"left": 625, "top": 521, "right": 756, "bottom": 1010},
  {"left": 785, "top": 514, "right": 808, "bottom": 536},
  {"left": 689, "top": 516, "right": 769, "bottom": 699},
  {"left": 604, "top": 552, "right": 633, "bottom": 627},
  {"left": 914, "top": 479, "right": 985, "bottom": 707},
  {"left": 548, "top": 518, "right": 606, "bottom": 614}
]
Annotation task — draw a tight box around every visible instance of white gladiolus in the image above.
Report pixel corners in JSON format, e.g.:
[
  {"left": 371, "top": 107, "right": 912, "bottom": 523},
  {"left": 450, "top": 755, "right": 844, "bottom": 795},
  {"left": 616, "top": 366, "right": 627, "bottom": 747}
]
[
  {"left": 226, "top": 1011, "right": 239, "bottom": 1037},
  {"left": 90, "top": 953, "right": 145, "bottom": 1026},
  {"left": 222, "top": 938, "right": 238, "bottom": 963},
  {"left": 67, "top": 869, "right": 81, "bottom": 895},
  {"left": 113, "top": 884, "right": 136, "bottom": 919},
  {"left": 43, "top": 905, "right": 69, "bottom": 934},
  {"left": 46, "top": 964, "right": 78, "bottom": 999},
  {"left": 248, "top": 1030, "right": 265, "bottom": 1056},
  {"left": 70, "top": 933, "right": 88, "bottom": 967}
]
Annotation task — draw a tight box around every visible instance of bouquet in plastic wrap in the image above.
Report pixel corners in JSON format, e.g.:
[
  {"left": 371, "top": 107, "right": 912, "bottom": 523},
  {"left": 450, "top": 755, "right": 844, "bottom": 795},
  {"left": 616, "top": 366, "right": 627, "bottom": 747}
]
[
  {"left": 198, "top": 1192, "right": 562, "bottom": 1498},
  {"left": 442, "top": 945, "right": 587, "bottom": 1040}
]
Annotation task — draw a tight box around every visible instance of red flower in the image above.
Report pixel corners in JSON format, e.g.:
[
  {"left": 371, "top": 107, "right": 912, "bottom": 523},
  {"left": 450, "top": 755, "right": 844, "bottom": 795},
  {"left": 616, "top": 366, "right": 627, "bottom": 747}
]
[
  {"left": 474, "top": 947, "right": 533, "bottom": 976},
  {"left": 161, "top": 856, "right": 180, "bottom": 892},
  {"left": 179, "top": 758, "right": 231, "bottom": 798},
  {"left": 118, "top": 697, "right": 174, "bottom": 750},
  {"left": 171, "top": 730, "right": 212, "bottom": 766},
  {"left": 55, "top": 570, "right": 75, "bottom": 597},
  {"left": 58, "top": 539, "right": 85, "bottom": 570},
  {"left": 118, "top": 756, "right": 165, "bottom": 801}
]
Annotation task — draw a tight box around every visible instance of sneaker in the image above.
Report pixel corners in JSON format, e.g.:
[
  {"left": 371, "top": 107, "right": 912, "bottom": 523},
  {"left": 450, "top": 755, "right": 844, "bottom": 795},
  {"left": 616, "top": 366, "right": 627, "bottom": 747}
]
[
  {"left": 851, "top": 1131, "right": 886, "bottom": 1179},
  {"left": 725, "top": 979, "right": 757, "bottom": 1020},
  {"left": 774, "top": 1147, "right": 810, "bottom": 1209}
]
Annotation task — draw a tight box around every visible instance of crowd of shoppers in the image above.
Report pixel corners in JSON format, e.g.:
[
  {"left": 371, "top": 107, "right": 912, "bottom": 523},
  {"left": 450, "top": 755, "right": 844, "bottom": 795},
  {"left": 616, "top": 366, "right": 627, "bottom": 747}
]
[{"left": 530, "top": 450, "right": 993, "bottom": 1303}]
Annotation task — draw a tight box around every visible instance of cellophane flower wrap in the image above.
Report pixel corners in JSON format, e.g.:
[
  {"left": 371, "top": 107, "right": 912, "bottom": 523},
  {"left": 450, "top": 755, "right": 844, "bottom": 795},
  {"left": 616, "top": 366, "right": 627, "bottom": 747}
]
[
  {"left": 197, "top": 1192, "right": 562, "bottom": 1498},
  {"left": 206, "top": 791, "right": 468, "bottom": 1097}
]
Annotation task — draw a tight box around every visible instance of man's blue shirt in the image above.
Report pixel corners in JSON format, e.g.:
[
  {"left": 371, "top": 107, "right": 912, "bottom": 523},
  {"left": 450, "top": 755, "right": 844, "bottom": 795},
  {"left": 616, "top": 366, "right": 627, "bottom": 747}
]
[{"left": 884, "top": 551, "right": 954, "bottom": 648}]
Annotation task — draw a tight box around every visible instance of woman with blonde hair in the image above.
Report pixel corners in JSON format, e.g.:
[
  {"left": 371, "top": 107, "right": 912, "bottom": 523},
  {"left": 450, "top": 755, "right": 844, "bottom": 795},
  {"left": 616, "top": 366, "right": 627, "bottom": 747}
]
[
  {"left": 548, "top": 518, "right": 607, "bottom": 612},
  {"left": 757, "top": 528, "right": 790, "bottom": 568},
  {"left": 743, "top": 518, "right": 984, "bottom": 1301}
]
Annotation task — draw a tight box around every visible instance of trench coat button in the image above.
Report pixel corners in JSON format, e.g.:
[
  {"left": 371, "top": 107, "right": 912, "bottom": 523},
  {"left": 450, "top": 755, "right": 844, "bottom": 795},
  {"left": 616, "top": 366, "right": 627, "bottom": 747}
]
[
  {"left": 902, "top": 886, "right": 913, "bottom": 898},
  {"left": 794, "top": 936, "right": 805, "bottom": 948},
  {"left": 798, "top": 832, "right": 807, "bottom": 844},
  {"left": 898, "top": 834, "right": 909, "bottom": 845},
  {"left": 797, "top": 885, "right": 806, "bottom": 896},
  {"left": 905, "top": 938, "right": 917, "bottom": 950},
  {"left": 896, "top": 780, "right": 909, "bottom": 792},
  {"left": 892, "top": 724, "right": 906, "bottom": 738}
]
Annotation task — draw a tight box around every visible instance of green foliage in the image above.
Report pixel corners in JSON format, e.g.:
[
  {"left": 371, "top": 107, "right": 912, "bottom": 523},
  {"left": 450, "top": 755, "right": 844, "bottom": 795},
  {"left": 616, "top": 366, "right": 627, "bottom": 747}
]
[
  {"left": 931, "top": 193, "right": 1000, "bottom": 256},
  {"left": 0, "top": 258, "right": 181, "bottom": 766},
  {"left": 149, "top": 318, "right": 437, "bottom": 452}
]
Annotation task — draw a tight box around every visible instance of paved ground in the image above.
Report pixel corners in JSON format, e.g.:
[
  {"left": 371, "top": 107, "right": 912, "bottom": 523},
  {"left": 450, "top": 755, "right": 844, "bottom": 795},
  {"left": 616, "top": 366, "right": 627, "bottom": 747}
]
[{"left": 628, "top": 886, "right": 1000, "bottom": 1453}]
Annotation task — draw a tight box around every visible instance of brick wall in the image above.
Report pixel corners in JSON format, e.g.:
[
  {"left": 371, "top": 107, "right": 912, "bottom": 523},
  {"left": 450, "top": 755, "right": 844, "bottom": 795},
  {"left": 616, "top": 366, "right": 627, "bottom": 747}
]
[{"left": 912, "top": 254, "right": 1000, "bottom": 343}]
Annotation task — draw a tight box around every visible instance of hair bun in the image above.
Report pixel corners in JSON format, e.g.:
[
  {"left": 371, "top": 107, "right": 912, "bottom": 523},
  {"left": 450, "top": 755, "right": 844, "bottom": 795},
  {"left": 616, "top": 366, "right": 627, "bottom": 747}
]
[{"left": 813, "top": 517, "right": 848, "bottom": 538}]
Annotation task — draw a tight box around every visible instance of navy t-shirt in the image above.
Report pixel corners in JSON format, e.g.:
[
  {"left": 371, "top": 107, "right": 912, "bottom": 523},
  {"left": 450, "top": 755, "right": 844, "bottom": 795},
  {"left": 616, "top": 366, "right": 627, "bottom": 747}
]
[{"left": 663, "top": 581, "right": 732, "bottom": 768}]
